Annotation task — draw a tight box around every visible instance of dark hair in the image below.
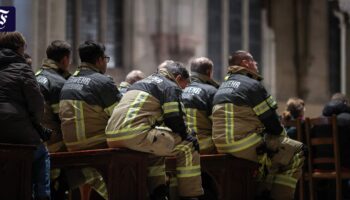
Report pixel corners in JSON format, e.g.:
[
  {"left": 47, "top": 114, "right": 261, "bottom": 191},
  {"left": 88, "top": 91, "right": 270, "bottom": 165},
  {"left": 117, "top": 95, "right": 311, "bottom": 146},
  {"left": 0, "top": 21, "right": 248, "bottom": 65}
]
[
  {"left": 281, "top": 97, "right": 305, "bottom": 121},
  {"left": 46, "top": 40, "right": 71, "bottom": 62},
  {"left": 78, "top": 40, "right": 105, "bottom": 64},
  {"left": 0, "top": 31, "right": 26, "bottom": 51},
  {"left": 228, "top": 50, "right": 252, "bottom": 66},
  {"left": 165, "top": 62, "right": 189, "bottom": 80},
  {"left": 24, "top": 53, "right": 31, "bottom": 59},
  {"left": 190, "top": 57, "right": 213, "bottom": 75}
]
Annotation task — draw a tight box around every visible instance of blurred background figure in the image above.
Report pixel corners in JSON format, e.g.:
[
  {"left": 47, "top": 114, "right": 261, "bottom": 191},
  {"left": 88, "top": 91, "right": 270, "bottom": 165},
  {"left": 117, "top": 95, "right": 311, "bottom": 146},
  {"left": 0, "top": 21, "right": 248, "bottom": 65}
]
[
  {"left": 281, "top": 97, "right": 305, "bottom": 139},
  {"left": 118, "top": 69, "right": 145, "bottom": 94}
]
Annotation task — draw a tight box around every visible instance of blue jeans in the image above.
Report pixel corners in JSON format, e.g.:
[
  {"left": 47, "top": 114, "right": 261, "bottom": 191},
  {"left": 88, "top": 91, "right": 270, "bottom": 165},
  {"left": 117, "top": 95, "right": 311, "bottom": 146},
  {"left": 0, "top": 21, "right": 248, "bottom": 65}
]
[{"left": 32, "top": 143, "right": 50, "bottom": 199}]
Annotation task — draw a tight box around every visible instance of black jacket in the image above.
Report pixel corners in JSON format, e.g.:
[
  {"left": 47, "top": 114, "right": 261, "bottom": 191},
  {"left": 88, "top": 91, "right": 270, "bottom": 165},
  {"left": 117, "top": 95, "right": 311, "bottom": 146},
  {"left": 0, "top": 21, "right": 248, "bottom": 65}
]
[
  {"left": 315, "top": 100, "right": 350, "bottom": 169},
  {"left": 0, "top": 48, "right": 44, "bottom": 144}
]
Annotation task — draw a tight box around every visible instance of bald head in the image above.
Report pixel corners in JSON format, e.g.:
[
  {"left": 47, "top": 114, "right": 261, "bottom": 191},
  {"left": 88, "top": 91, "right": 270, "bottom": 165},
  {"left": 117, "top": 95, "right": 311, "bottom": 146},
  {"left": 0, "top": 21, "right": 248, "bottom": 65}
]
[
  {"left": 190, "top": 57, "right": 213, "bottom": 77},
  {"left": 125, "top": 70, "right": 145, "bottom": 84}
]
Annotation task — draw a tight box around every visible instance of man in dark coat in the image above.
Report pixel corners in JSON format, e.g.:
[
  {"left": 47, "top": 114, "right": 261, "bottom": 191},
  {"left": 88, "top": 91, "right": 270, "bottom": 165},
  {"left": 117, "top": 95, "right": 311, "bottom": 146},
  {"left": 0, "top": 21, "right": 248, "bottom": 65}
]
[{"left": 0, "top": 31, "right": 50, "bottom": 199}]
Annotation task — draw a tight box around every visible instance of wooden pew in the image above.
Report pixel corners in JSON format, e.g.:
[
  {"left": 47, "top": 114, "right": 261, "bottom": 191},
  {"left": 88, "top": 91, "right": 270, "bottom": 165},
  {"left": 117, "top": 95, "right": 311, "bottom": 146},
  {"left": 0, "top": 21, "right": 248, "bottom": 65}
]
[
  {"left": 50, "top": 148, "right": 148, "bottom": 200},
  {"left": 0, "top": 143, "right": 37, "bottom": 200},
  {"left": 166, "top": 154, "right": 258, "bottom": 200}
]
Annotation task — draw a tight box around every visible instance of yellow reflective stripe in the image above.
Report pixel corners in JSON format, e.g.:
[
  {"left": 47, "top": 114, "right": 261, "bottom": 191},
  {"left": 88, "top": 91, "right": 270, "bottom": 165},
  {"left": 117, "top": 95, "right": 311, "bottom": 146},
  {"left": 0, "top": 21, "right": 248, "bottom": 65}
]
[
  {"left": 51, "top": 103, "right": 59, "bottom": 114},
  {"left": 73, "top": 70, "right": 80, "bottom": 76},
  {"left": 35, "top": 69, "right": 43, "bottom": 76},
  {"left": 162, "top": 102, "right": 179, "bottom": 114},
  {"left": 225, "top": 104, "right": 234, "bottom": 143},
  {"left": 122, "top": 92, "right": 149, "bottom": 128},
  {"left": 266, "top": 96, "right": 277, "bottom": 108},
  {"left": 148, "top": 165, "right": 166, "bottom": 177},
  {"left": 104, "top": 101, "right": 118, "bottom": 116},
  {"left": 199, "top": 136, "right": 214, "bottom": 150},
  {"left": 174, "top": 144, "right": 192, "bottom": 167},
  {"left": 273, "top": 175, "right": 298, "bottom": 189},
  {"left": 253, "top": 100, "right": 270, "bottom": 116},
  {"left": 73, "top": 100, "right": 86, "bottom": 141},
  {"left": 185, "top": 108, "right": 198, "bottom": 133},
  {"left": 176, "top": 165, "right": 201, "bottom": 178},
  {"left": 216, "top": 133, "right": 262, "bottom": 153}
]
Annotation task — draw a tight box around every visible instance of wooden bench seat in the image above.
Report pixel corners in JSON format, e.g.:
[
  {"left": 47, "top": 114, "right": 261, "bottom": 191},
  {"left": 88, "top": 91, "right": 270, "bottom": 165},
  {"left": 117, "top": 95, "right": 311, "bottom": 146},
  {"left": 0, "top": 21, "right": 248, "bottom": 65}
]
[
  {"left": 166, "top": 154, "right": 258, "bottom": 200},
  {"left": 50, "top": 148, "right": 149, "bottom": 200},
  {"left": 0, "top": 143, "right": 37, "bottom": 200}
]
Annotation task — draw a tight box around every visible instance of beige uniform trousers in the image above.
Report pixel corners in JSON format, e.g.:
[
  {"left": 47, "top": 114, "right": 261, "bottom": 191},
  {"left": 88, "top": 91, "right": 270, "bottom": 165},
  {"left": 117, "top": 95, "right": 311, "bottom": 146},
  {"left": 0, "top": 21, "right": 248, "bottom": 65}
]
[
  {"left": 113, "top": 127, "right": 204, "bottom": 198},
  {"left": 218, "top": 134, "right": 304, "bottom": 200}
]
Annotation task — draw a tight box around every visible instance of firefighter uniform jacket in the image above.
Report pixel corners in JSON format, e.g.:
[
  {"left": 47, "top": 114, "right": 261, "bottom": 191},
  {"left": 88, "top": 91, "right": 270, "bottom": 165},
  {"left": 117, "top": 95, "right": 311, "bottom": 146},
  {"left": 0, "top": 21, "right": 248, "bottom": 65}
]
[
  {"left": 182, "top": 72, "right": 219, "bottom": 152},
  {"left": 36, "top": 58, "right": 71, "bottom": 152},
  {"left": 59, "top": 62, "right": 122, "bottom": 151},
  {"left": 106, "top": 71, "right": 190, "bottom": 144},
  {"left": 212, "top": 65, "right": 284, "bottom": 153}
]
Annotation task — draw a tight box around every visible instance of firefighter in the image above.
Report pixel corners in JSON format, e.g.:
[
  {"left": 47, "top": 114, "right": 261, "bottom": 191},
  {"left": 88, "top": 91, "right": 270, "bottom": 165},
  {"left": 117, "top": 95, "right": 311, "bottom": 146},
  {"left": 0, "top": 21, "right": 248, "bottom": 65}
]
[
  {"left": 118, "top": 69, "right": 145, "bottom": 94},
  {"left": 36, "top": 40, "right": 72, "bottom": 153},
  {"left": 59, "top": 40, "right": 122, "bottom": 199},
  {"left": 212, "top": 50, "right": 305, "bottom": 200},
  {"left": 106, "top": 61, "right": 204, "bottom": 200},
  {"left": 182, "top": 57, "right": 219, "bottom": 154}
]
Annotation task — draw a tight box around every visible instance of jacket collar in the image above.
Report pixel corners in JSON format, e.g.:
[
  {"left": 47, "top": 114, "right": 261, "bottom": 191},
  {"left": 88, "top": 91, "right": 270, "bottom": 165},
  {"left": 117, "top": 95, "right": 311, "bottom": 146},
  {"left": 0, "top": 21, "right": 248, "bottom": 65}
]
[
  {"left": 158, "top": 68, "right": 182, "bottom": 88},
  {"left": 227, "top": 65, "right": 263, "bottom": 81},
  {"left": 191, "top": 72, "right": 219, "bottom": 88},
  {"left": 41, "top": 58, "right": 71, "bottom": 79},
  {"left": 79, "top": 62, "right": 102, "bottom": 74}
]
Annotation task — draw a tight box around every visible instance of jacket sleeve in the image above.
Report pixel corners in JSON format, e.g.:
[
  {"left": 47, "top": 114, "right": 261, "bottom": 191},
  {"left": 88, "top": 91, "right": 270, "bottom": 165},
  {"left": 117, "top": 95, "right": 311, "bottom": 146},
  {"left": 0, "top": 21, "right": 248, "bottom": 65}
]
[
  {"left": 21, "top": 65, "right": 44, "bottom": 124},
  {"left": 249, "top": 82, "right": 284, "bottom": 135},
  {"left": 162, "top": 86, "right": 189, "bottom": 138},
  {"left": 99, "top": 78, "right": 122, "bottom": 116}
]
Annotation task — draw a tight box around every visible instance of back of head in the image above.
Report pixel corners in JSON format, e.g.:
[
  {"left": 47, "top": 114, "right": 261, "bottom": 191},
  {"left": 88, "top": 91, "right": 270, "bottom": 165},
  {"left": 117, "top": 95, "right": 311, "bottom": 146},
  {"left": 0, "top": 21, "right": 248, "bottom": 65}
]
[
  {"left": 78, "top": 40, "right": 105, "bottom": 64},
  {"left": 228, "top": 50, "right": 250, "bottom": 66},
  {"left": 331, "top": 93, "right": 349, "bottom": 104},
  {"left": 282, "top": 97, "right": 305, "bottom": 121},
  {"left": 164, "top": 61, "right": 189, "bottom": 80},
  {"left": 0, "top": 31, "right": 26, "bottom": 52},
  {"left": 190, "top": 57, "right": 213, "bottom": 76},
  {"left": 46, "top": 40, "right": 71, "bottom": 63},
  {"left": 125, "top": 70, "right": 145, "bottom": 84},
  {"left": 158, "top": 60, "right": 175, "bottom": 71}
]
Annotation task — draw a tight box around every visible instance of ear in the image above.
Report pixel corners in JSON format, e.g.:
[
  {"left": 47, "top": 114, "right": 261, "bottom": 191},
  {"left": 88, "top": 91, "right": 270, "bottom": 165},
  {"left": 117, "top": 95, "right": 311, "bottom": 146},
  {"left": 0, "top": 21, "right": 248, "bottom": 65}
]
[
  {"left": 175, "top": 74, "right": 182, "bottom": 82},
  {"left": 241, "top": 59, "right": 249, "bottom": 68}
]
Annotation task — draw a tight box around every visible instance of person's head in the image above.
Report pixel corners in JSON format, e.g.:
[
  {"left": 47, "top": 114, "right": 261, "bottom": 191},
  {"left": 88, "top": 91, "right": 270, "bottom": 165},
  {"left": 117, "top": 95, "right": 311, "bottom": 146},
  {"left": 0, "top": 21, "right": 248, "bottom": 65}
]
[
  {"left": 282, "top": 97, "right": 305, "bottom": 121},
  {"left": 190, "top": 57, "right": 214, "bottom": 78},
  {"left": 228, "top": 50, "right": 258, "bottom": 73},
  {"left": 164, "top": 61, "right": 190, "bottom": 89},
  {"left": 331, "top": 93, "right": 348, "bottom": 105},
  {"left": 78, "top": 40, "right": 109, "bottom": 73},
  {"left": 46, "top": 40, "right": 72, "bottom": 71},
  {"left": 125, "top": 70, "right": 145, "bottom": 84},
  {"left": 158, "top": 60, "right": 175, "bottom": 71},
  {"left": 24, "top": 53, "right": 32, "bottom": 67},
  {"left": 0, "top": 31, "right": 26, "bottom": 56}
]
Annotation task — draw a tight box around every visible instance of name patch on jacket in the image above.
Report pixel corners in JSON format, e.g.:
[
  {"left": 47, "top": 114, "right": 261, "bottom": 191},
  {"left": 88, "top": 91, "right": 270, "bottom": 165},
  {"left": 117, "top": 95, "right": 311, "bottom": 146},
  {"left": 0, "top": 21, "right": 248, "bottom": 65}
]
[
  {"left": 65, "top": 77, "right": 91, "bottom": 91},
  {"left": 141, "top": 76, "right": 163, "bottom": 84},
  {"left": 37, "top": 76, "right": 48, "bottom": 85},
  {"left": 183, "top": 87, "right": 202, "bottom": 95}
]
